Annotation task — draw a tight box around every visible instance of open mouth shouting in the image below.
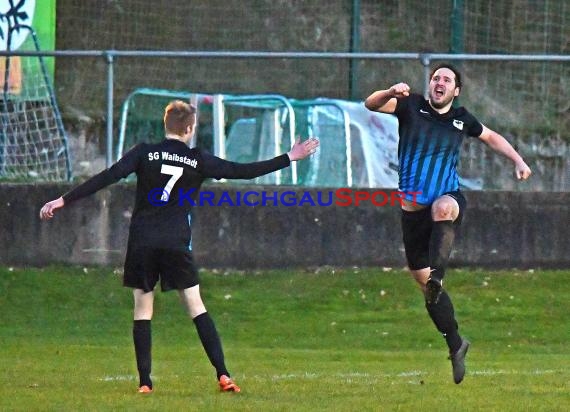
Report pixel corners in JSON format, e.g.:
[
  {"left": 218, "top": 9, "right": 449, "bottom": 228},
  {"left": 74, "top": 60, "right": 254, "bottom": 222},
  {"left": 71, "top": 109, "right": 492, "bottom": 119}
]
[{"left": 433, "top": 86, "right": 446, "bottom": 99}]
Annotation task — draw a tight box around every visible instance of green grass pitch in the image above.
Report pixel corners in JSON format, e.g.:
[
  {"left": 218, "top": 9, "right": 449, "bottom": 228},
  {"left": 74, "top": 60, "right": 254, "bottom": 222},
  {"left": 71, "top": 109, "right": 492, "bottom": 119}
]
[{"left": 1, "top": 265, "right": 568, "bottom": 411}]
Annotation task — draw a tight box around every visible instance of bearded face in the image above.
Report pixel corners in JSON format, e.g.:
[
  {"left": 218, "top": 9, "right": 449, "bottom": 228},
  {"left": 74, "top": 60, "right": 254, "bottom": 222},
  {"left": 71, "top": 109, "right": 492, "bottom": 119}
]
[{"left": 428, "top": 68, "right": 460, "bottom": 110}]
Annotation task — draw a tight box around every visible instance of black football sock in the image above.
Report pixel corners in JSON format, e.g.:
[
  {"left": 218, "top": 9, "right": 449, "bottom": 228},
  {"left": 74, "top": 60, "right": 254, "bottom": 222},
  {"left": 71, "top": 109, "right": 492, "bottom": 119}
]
[
  {"left": 429, "top": 220, "right": 455, "bottom": 281},
  {"left": 425, "top": 290, "right": 463, "bottom": 353},
  {"left": 133, "top": 320, "right": 152, "bottom": 388},
  {"left": 193, "top": 312, "right": 229, "bottom": 379}
]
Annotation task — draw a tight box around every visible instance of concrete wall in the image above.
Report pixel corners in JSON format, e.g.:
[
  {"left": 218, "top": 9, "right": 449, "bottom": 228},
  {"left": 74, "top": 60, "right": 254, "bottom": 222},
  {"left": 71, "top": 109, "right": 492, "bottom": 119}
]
[{"left": 1, "top": 183, "right": 568, "bottom": 269}]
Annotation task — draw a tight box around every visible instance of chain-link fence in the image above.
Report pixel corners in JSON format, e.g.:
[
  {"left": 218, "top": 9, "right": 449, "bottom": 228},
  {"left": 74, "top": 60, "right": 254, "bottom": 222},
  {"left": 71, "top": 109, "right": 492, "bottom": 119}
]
[{"left": 2, "top": 0, "right": 569, "bottom": 188}]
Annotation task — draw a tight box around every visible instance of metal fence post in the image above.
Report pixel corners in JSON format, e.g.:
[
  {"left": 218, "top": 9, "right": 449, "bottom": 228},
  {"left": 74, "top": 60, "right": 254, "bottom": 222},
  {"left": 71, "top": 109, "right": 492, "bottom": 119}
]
[{"left": 105, "top": 51, "right": 115, "bottom": 166}]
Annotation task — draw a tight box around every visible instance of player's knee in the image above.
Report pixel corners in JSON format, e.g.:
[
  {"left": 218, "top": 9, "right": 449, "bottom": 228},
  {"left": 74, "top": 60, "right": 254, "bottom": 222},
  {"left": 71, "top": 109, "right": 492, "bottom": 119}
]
[
  {"left": 432, "top": 199, "right": 458, "bottom": 221},
  {"left": 134, "top": 308, "right": 153, "bottom": 320},
  {"left": 189, "top": 306, "right": 207, "bottom": 319},
  {"left": 179, "top": 290, "right": 204, "bottom": 315},
  {"left": 410, "top": 268, "right": 429, "bottom": 288}
]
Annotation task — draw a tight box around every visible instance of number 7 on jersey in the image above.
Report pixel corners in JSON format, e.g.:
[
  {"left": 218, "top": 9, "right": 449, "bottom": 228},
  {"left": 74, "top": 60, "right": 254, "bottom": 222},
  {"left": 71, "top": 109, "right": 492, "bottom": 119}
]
[{"left": 160, "top": 164, "right": 183, "bottom": 201}]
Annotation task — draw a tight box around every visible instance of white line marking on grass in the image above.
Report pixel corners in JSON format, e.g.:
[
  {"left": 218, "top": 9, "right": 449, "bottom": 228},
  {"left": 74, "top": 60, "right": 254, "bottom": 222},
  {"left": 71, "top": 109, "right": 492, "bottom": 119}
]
[
  {"left": 266, "top": 368, "right": 560, "bottom": 383},
  {"left": 98, "top": 375, "right": 137, "bottom": 382},
  {"left": 471, "top": 369, "right": 557, "bottom": 376},
  {"left": 270, "top": 371, "right": 427, "bottom": 381},
  {"left": 271, "top": 372, "right": 319, "bottom": 380},
  {"left": 396, "top": 370, "right": 425, "bottom": 377},
  {"left": 339, "top": 372, "right": 377, "bottom": 378}
]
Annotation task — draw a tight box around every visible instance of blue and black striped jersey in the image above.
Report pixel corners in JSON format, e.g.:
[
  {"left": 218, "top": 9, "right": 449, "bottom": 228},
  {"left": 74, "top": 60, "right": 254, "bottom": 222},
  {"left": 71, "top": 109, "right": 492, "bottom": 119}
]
[{"left": 394, "top": 94, "right": 483, "bottom": 205}]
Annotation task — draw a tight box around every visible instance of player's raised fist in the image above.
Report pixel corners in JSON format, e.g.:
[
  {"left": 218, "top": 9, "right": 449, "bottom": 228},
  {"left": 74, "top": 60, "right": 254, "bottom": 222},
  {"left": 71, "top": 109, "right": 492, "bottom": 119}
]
[{"left": 391, "top": 82, "right": 410, "bottom": 97}]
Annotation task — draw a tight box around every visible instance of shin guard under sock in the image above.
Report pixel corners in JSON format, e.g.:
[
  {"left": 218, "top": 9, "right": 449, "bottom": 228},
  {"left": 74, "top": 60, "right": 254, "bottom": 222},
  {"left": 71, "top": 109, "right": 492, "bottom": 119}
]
[
  {"left": 133, "top": 320, "right": 152, "bottom": 388},
  {"left": 193, "top": 312, "right": 229, "bottom": 379},
  {"left": 429, "top": 220, "right": 455, "bottom": 281},
  {"left": 425, "top": 290, "right": 462, "bottom": 353}
]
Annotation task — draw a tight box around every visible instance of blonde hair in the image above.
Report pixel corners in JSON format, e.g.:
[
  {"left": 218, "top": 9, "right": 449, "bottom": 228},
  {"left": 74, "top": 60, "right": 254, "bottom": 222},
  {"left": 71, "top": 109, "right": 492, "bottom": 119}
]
[{"left": 163, "top": 100, "right": 197, "bottom": 136}]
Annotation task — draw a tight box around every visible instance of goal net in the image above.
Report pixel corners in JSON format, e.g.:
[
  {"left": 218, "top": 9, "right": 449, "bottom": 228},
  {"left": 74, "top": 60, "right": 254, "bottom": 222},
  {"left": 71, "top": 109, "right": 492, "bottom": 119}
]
[{"left": 1, "top": 23, "right": 71, "bottom": 181}]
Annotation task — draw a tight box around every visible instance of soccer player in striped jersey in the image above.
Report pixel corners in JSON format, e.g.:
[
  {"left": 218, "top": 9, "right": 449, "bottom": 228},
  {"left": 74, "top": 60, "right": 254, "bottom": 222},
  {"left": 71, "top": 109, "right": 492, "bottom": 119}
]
[
  {"left": 364, "top": 63, "right": 531, "bottom": 384},
  {"left": 40, "top": 100, "right": 319, "bottom": 394}
]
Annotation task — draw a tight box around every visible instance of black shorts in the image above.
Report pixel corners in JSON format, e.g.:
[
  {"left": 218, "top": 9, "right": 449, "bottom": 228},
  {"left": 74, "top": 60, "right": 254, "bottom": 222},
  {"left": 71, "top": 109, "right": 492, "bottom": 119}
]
[
  {"left": 123, "top": 246, "right": 200, "bottom": 293},
  {"left": 400, "top": 191, "right": 466, "bottom": 270}
]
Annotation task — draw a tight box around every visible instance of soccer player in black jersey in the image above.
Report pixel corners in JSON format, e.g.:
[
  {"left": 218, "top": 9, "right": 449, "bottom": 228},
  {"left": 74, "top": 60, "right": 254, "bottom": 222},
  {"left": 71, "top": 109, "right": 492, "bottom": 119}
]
[
  {"left": 365, "top": 63, "right": 531, "bottom": 384},
  {"left": 40, "top": 100, "right": 319, "bottom": 394}
]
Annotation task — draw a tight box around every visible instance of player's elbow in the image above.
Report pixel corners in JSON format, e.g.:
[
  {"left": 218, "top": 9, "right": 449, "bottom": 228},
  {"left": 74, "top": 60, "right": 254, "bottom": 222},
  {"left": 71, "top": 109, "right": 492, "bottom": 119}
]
[{"left": 364, "top": 99, "right": 377, "bottom": 112}]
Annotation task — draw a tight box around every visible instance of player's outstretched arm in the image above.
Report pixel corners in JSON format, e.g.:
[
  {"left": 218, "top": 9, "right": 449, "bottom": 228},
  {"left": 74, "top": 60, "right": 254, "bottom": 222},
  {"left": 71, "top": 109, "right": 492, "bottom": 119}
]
[
  {"left": 364, "top": 83, "right": 410, "bottom": 113},
  {"left": 201, "top": 137, "right": 319, "bottom": 180},
  {"left": 287, "top": 137, "right": 319, "bottom": 161},
  {"left": 39, "top": 145, "right": 142, "bottom": 221},
  {"left": 39, "top": 197, "right": 65, "bottom": 220},
  {"left": 478, "top": 125, "right": 532, "bottom": 180}
]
